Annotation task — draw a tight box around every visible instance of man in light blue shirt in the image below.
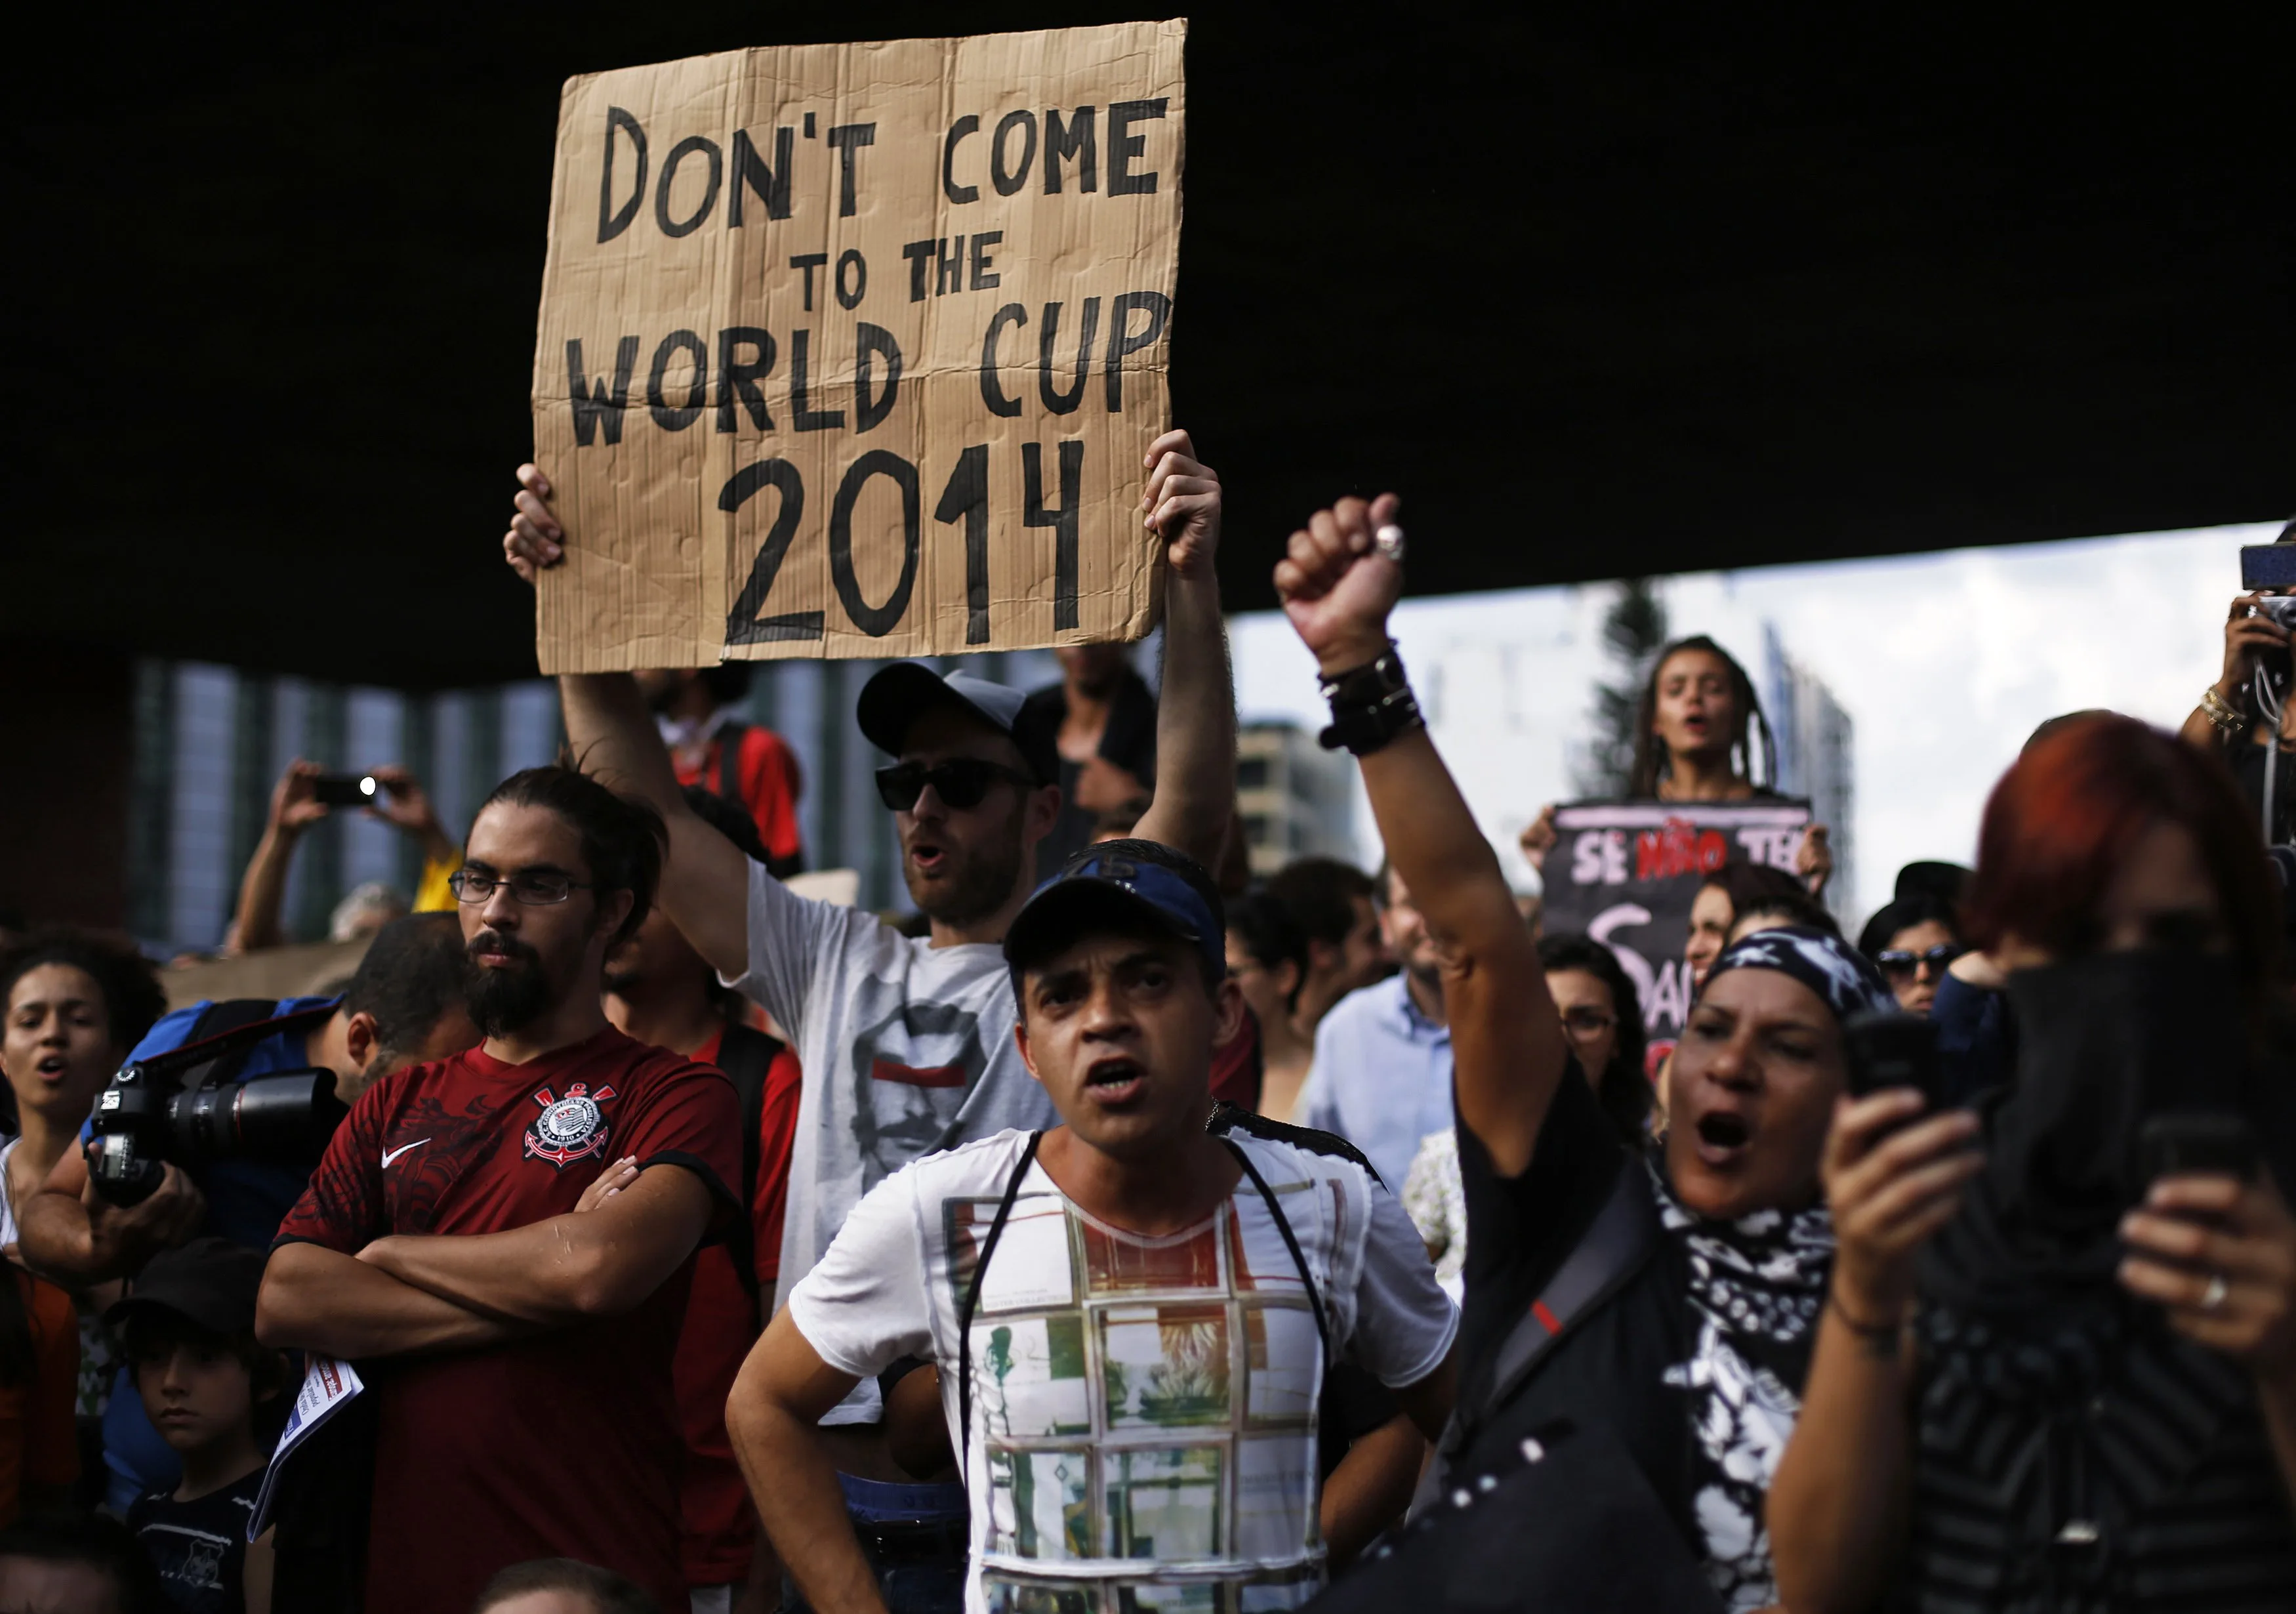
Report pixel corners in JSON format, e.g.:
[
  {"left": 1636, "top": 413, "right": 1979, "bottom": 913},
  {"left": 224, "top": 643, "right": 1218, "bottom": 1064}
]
[{"left": 1298, "top": 865, "right": 1453, "bottom": 1190}]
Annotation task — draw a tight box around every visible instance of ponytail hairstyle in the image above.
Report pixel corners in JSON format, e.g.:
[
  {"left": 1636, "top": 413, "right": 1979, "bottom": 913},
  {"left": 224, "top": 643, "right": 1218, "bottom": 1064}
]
[{"left": 1626, "top": 635, "right": 1777, "bottom": 797}]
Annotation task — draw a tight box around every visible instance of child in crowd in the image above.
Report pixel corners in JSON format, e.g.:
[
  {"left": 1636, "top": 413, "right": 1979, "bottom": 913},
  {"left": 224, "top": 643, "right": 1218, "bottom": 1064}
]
[{"left": 109, "top": 1239, "right": 285, "bottom": 1614}]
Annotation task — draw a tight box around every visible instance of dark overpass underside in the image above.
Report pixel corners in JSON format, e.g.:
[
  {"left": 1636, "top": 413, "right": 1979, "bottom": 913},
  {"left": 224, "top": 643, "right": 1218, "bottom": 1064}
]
[{"left": 9, "top": 3, "right": 2290, "bottom": 690}]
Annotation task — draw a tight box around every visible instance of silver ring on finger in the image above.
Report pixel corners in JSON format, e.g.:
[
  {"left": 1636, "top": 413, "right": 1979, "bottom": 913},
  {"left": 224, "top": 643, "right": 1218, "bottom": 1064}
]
[
  {"left": 2202, "top": 1273, "right": 2229, "bottom": 1311},
  {"left": 1374, "top": 524, "right": 1406, "bottom": 564}
]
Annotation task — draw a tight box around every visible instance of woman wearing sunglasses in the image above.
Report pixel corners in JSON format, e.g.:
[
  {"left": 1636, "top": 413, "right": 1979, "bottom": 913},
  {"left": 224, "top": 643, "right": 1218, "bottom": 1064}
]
[{"left": 1855, "top": 894, "right": 1964, "bottom": 1016}]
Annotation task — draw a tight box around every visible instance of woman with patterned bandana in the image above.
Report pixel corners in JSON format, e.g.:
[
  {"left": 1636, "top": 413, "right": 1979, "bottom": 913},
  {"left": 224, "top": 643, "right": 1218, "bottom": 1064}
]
[{"left": 1271, "top": 489, "right": 1894, "bottom": 1613}]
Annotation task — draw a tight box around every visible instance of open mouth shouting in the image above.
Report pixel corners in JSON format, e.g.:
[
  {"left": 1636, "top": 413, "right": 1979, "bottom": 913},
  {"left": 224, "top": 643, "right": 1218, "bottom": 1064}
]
[
  {"left": 1081, "top": 1056, "right": 1147, "bottom": 1108},
  {"left": 35, "top": 1052, "right": 72, "bottom": 1088},
  {"left": 1692, "top": 1106, "right": 1753, "bottom": 1170},
  {"left": 907, "top": 837, "right": 948, "bottom": 879}
]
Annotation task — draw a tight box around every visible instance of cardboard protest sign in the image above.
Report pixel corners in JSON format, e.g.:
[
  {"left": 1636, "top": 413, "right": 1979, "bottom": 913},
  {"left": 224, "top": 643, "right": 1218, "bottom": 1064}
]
[
  {"left": 530, "top": 21, "right": 1185, "bottom": 672},
  {"left": 1541, "top": 798, "right": 1813, "bottom": 1061}
]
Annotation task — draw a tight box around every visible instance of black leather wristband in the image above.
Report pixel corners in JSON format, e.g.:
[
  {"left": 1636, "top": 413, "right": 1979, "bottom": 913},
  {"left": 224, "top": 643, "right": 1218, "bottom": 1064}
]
[{"left": 1317, "top": 648, "right": 1425, "bottom": 755}]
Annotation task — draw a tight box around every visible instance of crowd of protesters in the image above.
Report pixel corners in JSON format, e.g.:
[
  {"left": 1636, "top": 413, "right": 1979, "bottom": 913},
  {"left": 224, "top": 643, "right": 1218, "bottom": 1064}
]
[{"left": 3, "top": 433, "right": 2294, "bottom": 1614}]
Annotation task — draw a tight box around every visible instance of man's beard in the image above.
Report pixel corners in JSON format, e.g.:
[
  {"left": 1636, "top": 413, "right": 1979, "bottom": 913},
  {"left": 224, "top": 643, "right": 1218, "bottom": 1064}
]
[
  {"left": 464, "top": 931, "right": 556, "bottom": 1037},
  {"left": 904, "top": 821, "right": 1024, "bottom": 927}
]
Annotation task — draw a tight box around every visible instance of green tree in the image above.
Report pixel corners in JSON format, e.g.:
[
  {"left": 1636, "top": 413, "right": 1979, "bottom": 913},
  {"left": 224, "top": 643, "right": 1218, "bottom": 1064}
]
[{"left": 1572, "top": 577, "right": 1671, "bottom": 796}]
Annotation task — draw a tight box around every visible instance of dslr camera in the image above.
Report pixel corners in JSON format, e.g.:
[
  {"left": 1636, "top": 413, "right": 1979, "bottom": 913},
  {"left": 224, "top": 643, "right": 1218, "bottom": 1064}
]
[{"left": 86, "top": 1020, "right": 347, "bottom": 1207}]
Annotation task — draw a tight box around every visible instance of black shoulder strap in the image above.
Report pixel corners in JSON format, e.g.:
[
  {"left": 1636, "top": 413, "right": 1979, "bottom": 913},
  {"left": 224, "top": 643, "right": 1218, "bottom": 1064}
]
[
  {"left": 1435, "top": 1159, "right": 1661, "bottom": 1478},
  {"left": 714, "top": 720, "right": 750, "bottom": 806},
  {"left": 1206, "top": 1100, "right": 1385, "bottom": 1190},
  {"left": 171, "top": 999, "right": 333, "bottom": 1090},
  {"left": 1220, "top": 1137, "right": 1330, "bottom": 1354},
  {"left": 956, "top": 1131, "right": 1044, "bottom": 1475},
  {"left": 711, "top": 1022, "right": 785, "bottom": 1323}
]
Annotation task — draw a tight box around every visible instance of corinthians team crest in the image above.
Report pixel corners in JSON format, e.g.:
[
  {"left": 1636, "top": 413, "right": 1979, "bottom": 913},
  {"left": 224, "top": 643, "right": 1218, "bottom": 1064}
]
[{"left": 524, "top": 1081, "right": 617, "bottom": 1168}]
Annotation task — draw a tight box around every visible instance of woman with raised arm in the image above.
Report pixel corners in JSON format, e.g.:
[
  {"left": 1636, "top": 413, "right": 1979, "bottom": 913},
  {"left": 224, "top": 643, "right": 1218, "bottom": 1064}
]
[
  {"left": 1769, "top": 714, "right": 2296, "bottom": 1614},
  {"left": 1278, "top": 497, "right": 1895, "bottom": 1613}
]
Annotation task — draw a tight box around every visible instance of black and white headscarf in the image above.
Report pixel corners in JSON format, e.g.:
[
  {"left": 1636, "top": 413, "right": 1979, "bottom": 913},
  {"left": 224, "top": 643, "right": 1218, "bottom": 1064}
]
[{"left": 1701, "top": 923, "right": 1896, "bottom": 1021}]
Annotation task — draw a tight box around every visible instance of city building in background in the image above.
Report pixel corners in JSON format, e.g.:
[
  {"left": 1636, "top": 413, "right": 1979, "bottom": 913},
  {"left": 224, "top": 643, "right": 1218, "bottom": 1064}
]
[
  {"left": 1235, "top": 722, "right": 1358, "bottom": 877},
  {"left": 1761, "top": 624, "right": 1856, "bottom": 915}
]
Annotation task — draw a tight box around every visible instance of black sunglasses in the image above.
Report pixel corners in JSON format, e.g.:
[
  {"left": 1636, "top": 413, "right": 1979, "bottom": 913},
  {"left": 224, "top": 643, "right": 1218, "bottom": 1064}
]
[
  {"left": 874, "top": 758, "right": 1039, "bottom": 812},
  {"left": 1875, "top": 943, "right": 1963, "bottom": 979}
]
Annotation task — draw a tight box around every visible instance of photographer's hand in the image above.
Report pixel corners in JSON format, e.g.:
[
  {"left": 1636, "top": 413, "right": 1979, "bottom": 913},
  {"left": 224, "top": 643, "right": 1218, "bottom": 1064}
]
[
  {"left": 2219, "top": 594, "right": 2287, "bottom": 701},
  {"left": 82, "top": 1162, "right": 206, "bottom": 1274}
]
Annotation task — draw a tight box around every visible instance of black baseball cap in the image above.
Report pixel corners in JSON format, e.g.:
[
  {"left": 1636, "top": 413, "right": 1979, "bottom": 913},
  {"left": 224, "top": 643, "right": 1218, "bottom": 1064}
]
[
  {"left": 856, "top": 663, "right": 1058, "bottom": 786},
  {"left": 1005, "top": 839, "right": 1228, "bottom": 988},
  {"left": 105, "top": 1237, "right": 264, "bottom": 1338}
]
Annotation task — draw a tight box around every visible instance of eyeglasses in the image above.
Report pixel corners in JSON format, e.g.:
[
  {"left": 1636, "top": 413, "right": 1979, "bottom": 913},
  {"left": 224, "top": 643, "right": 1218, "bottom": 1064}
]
[
  {"left": 1560, "top": 1007, "right": 1618, "bottom": 1039},
  {"left": 874, "top": 758, "right": 1038, "bottom": 812},
  {"left": 447, "top": 868, "right": 593, "bottom": 905},
  {"left": 1875, "top": 943, "right": 1963, "bottom": 980}
]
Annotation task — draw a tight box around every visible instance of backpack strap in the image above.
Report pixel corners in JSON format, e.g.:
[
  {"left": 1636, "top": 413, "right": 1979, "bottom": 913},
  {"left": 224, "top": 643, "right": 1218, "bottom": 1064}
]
[
  {"left": 1206, "top": 1100, "right": 1385, "bottom": 1190},
  {"left": 956, "top": 1131, "right": 1043, "bottom": 1476},
  {"left": 711, "top": 1022, "right": 785, "bottom": 1325},
  {"left": 1219, "top": 1137, "right": 1330, "bottom": 1355},
  {"left": 713, "top": 720, "right": 750, "bottom": 809},
  {"left": 170, "top": 999, "right": 336, "bottom": 1089}
]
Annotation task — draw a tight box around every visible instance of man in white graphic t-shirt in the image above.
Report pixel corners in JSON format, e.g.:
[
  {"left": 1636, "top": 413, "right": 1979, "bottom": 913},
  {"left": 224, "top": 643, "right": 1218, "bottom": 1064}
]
[
  {"left": 501, "top": 432, "right": 1240, "bottom": 1534},
  {"left": 731, "top": 838, "right": 1459, "bottom": 1614}
]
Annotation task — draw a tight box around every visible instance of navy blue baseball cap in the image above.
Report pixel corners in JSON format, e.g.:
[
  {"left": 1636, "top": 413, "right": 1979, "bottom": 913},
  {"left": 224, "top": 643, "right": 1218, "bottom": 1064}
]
[
  {"left": 856, "top": 663, "right": 1058, "bottom": 786},
  {"left": 1004, "top": 839, "right": 1228, "bottom": 989}
]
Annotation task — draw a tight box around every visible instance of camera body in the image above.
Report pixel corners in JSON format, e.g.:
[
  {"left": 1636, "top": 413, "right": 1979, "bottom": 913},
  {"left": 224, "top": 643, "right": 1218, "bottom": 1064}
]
[
  {"left": 87, "top": 1052, "right": 346, "bottom": 1207},
  {"left": 2254, "top": 596, "right": 2296, "bottom": 633}
]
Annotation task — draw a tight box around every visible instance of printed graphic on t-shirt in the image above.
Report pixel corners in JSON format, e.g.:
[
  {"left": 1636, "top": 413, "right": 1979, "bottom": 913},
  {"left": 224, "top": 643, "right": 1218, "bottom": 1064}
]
[
  {"left": 129, "top": 1481, "right": 256, "bottom": 1614},
  {"left": 844, "top": 976, "right": 992, "bottom": 1190},
  {"left": 947, "top": 1178, "right": 1338, "bottom": 1611}
]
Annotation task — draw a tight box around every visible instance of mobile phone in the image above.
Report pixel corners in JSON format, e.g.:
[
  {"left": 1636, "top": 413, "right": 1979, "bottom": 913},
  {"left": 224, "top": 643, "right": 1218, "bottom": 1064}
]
[
  {"left": 2138, "top": 1112, "right": 2259, "bottom": 1183},
  {"left": 1843, "top": 1009, "right": 1940, "bottom": 1102},
  {"left": 312, "top": 774, "right": 377, "bottom": 808},
  {"left": 2241, "top": 545, "right": 2296, "bottom": 591}
]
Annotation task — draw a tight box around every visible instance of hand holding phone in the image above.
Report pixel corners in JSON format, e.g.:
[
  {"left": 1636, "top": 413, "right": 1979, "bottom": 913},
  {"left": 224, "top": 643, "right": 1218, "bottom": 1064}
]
[
  {"left": 2139, "top": 1112, "right": 2260, "bottom": 1187},
  {"left": 311, "top": 774, "right": 378, "bottom": 808}
]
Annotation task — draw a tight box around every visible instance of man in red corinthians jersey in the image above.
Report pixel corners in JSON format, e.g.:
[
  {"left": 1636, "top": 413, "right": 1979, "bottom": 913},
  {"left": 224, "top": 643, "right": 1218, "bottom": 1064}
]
[{"left": 257, "top": 766, "right": 742, "bottom": 1614}]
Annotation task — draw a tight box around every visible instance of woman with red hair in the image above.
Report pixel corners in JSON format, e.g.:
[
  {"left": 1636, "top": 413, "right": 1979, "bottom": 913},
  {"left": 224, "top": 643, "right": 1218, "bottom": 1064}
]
[{"left": 1771, "top": 713, "right": 2296, "bottom": 1613}]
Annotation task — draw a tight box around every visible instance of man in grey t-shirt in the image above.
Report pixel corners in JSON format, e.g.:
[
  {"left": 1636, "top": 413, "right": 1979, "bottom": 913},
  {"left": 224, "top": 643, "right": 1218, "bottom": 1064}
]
[{"left": 499, "top": 425, "right": 1237, "bottom": 1333}]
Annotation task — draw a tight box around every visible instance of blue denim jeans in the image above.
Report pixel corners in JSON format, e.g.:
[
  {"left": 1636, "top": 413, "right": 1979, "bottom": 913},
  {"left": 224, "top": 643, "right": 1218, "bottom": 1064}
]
[{"left": 784, "top": 1474, "right": 968, "bottom": 1614}]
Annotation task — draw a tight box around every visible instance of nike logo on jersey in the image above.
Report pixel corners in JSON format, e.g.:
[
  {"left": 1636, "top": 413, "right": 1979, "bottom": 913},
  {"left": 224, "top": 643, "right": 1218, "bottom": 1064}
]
[{"left": 381, "top": 1139, "right": 432, "bottom": 1169}]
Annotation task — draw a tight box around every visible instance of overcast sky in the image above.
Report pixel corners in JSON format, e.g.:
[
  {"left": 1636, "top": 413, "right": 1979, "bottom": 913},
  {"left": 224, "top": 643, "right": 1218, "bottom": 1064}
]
[{"left": 1229, "top": 520, "right": 2282, "bottom": 926}]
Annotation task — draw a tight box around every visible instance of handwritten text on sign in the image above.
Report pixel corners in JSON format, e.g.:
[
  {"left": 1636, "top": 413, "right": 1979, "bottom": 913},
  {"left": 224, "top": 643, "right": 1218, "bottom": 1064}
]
[
  {"left": 530, "top": 22, "right": 1185, "bottom": 671},
  {"left": 1541, "top": 798, "right": 1814, "bottom": 1065}
]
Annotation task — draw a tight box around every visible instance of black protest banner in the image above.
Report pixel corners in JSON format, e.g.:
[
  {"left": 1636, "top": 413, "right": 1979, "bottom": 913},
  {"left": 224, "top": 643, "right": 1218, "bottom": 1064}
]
[
  {"left": 530, "top": 21, "right": 1185, "bottom": 671},
  {"left": 1542, "top": 798, "right": 1813, "bottom": 1067}
]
